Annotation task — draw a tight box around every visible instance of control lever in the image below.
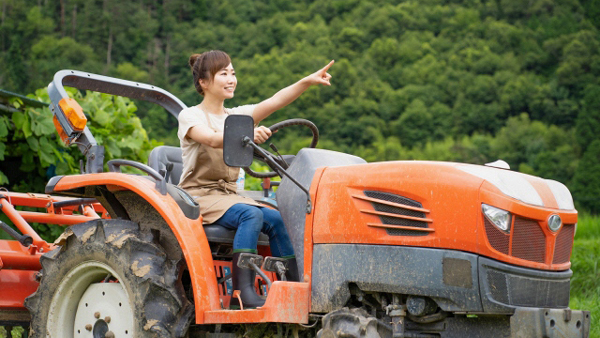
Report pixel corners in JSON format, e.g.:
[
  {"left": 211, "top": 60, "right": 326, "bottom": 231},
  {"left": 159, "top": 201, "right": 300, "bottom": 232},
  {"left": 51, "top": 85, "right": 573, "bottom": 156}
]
[
  {"left": 237, "top": 253, "right": 272, "bottom": 287},
  {"left": 269, "top": 143, "right": 289, "bottom": 169},
  {"left": 263, "top": 256, "right": 289, "bottom": 281}
]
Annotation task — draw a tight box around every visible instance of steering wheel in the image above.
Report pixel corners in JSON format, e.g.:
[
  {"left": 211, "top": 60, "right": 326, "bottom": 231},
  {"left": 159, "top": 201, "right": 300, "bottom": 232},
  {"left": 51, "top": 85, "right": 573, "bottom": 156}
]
[{"left": 244, "top": 118, "right": 319, "bottom": 178}]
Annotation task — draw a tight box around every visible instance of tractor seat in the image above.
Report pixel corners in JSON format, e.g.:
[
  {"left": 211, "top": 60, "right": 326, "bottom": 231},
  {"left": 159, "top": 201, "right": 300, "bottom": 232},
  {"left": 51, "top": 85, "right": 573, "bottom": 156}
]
[{"left": 148, "top": 145, "right": 269, "bottom": 246}]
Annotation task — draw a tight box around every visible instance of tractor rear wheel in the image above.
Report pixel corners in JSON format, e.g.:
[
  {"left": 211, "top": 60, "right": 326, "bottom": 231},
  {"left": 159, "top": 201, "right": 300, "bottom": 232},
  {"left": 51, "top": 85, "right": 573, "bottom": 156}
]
[
  {"left": 25, "top": 219, "right": 193, "bottom": 338},
  {"left": 316, "top": 308, "right": 390, "bottom": 338}
]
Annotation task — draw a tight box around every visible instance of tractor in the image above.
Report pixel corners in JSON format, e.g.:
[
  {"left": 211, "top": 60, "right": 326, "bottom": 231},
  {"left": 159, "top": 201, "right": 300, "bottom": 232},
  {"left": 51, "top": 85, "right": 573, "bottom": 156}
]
[{"left": 0, "top": 69, "right": 591, "bottom": 337}]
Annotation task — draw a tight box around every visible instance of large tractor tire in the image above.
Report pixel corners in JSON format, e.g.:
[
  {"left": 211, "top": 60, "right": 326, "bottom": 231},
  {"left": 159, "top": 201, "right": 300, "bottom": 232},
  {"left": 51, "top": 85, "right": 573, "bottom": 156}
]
[
  {"left": 25, "top": 219, "right": 193, "bottom": 338},
  {"left": 317, "top": 308, "right": 390, "bottom": 338}
]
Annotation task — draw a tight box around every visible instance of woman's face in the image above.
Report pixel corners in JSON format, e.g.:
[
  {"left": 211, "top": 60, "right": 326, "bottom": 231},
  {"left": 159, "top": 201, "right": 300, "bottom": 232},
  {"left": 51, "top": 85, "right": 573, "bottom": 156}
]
[{"left": 201, "top": 63, "right": 237, "bottom": 100}]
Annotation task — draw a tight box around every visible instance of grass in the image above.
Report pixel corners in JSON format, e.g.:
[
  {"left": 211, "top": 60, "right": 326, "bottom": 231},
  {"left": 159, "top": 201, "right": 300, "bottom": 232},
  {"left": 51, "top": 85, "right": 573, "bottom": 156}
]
[
  {"left": 2, "top": 216, "right": 599, "bottom": 338},
  {"left": 570, "top": 214, "right": 600, "bottom": 337}
]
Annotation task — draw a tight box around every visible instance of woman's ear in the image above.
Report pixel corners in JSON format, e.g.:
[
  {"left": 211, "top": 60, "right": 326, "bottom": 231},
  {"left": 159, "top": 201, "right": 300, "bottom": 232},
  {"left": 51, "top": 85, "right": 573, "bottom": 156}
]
[{"left": 199, "top": 79, "right": 207, "bottom": 90}]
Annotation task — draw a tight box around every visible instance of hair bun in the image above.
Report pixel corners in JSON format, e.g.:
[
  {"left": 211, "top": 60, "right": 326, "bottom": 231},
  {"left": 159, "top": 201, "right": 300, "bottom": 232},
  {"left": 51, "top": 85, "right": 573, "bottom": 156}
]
[{"left": 189, "top": 54, "right": 202, "bottom": 68}]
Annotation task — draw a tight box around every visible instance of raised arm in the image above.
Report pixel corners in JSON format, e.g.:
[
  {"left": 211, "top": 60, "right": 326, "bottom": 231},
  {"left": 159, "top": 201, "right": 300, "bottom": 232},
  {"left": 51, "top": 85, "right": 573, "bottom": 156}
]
[{"left": 253, "top": 60, "right": 334, "bottom": 123}]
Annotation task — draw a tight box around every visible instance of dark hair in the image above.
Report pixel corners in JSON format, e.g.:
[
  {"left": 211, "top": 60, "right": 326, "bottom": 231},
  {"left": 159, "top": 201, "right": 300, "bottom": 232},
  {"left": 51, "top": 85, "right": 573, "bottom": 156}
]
[{"left": 189, "top": 50, "right": 232, "bottom": 96}]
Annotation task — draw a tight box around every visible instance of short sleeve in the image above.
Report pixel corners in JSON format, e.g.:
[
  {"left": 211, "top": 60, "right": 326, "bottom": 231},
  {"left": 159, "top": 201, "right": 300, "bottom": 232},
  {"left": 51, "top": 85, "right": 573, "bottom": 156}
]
[
  {"left": 226, "top": 104, "right": 256, "bottom": 117},
  {"left": 177, "top": 108, "right": 205, "bottom": 144}
]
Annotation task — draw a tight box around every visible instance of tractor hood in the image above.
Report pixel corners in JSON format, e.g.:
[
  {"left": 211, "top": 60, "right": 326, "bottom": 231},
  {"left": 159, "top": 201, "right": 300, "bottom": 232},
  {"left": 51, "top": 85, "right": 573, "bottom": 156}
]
[{"left": 455, "top": 163, "right": 575, "bottom": 210}]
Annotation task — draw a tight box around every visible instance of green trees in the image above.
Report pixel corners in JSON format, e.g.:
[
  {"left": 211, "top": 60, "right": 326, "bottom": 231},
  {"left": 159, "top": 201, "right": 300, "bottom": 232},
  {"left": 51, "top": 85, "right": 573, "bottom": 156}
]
[
  {"left": 0, "top": 0, "right": 598, "bottom": 212},
  {"left": 573, "top": 140, "right": 600, "bottom": 214}
]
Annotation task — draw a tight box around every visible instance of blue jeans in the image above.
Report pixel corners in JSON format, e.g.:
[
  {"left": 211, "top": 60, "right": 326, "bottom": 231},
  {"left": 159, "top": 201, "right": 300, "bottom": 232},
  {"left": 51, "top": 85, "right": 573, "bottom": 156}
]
[{"left": 214, "top": 204, "right": 295, "bottom": 258}]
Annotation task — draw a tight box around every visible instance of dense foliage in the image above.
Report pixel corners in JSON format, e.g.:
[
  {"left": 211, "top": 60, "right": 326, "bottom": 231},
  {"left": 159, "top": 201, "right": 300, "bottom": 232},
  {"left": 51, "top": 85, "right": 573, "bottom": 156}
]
[
  {"left": 0, "top": 0, "right": 598, "bottom": 211},
  {"left": 0, "top": 88, "right": 158, "bottom": 193}
]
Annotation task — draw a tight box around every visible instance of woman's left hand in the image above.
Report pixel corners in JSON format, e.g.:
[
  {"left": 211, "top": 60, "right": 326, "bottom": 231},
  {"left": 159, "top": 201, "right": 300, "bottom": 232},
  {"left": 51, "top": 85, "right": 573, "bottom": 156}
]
[
  {"left": 305, "top": 60, "right": 334, "bottom": 86},
  {"left": 254, "top": 126, "right": 272, "bottom": 144}
]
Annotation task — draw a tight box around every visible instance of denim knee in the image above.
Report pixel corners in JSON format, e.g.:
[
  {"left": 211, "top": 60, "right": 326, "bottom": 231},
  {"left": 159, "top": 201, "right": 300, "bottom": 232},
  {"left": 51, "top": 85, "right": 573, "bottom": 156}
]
[{"left": 237, "top": 205, "right": 263, "bottom": 227}]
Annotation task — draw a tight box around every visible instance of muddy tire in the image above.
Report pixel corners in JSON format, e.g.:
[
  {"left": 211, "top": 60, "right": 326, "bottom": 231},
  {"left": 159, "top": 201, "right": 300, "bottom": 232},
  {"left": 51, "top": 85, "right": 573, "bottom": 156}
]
[
  {"left": 316, "top": 308, "right": 390, "bottom": 338},
  {"left": 25, "top": 219, "right": 193, "bottom": 338}
]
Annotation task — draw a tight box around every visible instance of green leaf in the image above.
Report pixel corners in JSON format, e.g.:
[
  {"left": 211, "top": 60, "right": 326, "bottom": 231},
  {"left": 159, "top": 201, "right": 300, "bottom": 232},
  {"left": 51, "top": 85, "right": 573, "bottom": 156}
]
[
  {"left": 35, "top": 115, "right": 56, "bottom": 136},
  {"left": 0, "top": 117, "right": 8, "bottom": 138},
  {"left": 38, "top": 136, "right": 55, "bottom": 165},
  {"left": 106, "top": 140, "right": 122, "bottom": 158},
  {"left": 22, "top": 116, "right": 32, "bottom": 138},
  {"left": 27, "top": 137, "right": 40, "bottom": 152},
  {"left": 20, "top": 152, "right": 35, "bottom": 172},
  {"left": 115, "top": 96, "right": 128, "bottom": 115},
  {"left": 0, "top": 142, "right": 5, "bottom": 161},
  {"left": 0, "top": 171, "right": 8, "bottom": 185},
  {"left": 12, "top": 111, "right": 25, "bottom": 129},
  {"left": 94, "top": 109, "right": 111, "bottom": 126}
]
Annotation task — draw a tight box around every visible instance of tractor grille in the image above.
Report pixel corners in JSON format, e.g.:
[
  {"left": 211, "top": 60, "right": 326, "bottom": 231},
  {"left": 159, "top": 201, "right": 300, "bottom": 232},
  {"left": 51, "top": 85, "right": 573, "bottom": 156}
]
[
  {"left": 363, "top": 191, "right": 429, "bottom": 236},
  {"left": 484, "top": 216, "right": 575, "bottom": 265},
  {"left": 553, "top": 224, "right": 575, "bottom": 264},
  {"left": 512, "top": 217, "right": 546, "bottom": 263},
  {"left": 486, "top": 269, "right": 570, "bottom": 308},
  {"left": 484, "top": 218, "right": 510, "bottom": 255}
]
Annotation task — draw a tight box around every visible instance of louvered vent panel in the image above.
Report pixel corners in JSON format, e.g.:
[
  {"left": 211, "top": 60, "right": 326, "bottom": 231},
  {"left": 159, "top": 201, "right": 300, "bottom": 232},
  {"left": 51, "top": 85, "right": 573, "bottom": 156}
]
[{"left": 363, "top": 191, "right": 429, "bottom": 236}]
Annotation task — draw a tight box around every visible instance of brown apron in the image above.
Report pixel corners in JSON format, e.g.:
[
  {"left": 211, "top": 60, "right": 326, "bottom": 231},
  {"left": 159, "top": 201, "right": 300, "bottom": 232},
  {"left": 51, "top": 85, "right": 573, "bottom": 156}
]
[{"left": 179, "top": 110, "right": 260, "bottom": 224}]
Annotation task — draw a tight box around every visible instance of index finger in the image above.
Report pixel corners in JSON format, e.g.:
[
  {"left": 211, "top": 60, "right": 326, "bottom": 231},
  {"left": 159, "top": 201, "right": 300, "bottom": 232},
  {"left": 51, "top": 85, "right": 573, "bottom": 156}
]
[{"left": 321, "top": 60, "right": 335, "bottom": 72}]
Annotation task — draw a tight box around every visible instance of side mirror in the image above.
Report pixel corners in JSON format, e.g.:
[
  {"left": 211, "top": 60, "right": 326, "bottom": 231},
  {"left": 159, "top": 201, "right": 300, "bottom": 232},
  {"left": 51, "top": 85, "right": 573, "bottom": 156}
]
[{"left": 223, "top": 114, "right": 254, "bottom": 167}]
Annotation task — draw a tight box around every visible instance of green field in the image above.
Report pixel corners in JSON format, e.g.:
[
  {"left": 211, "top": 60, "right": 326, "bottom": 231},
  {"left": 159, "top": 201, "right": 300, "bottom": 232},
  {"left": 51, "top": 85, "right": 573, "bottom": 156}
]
[
  {"left": 1, "top": 215, "right": 599, "bottom": 337},
  {"left": 569, "top": 214, "right": 600, "bottom": 337}
]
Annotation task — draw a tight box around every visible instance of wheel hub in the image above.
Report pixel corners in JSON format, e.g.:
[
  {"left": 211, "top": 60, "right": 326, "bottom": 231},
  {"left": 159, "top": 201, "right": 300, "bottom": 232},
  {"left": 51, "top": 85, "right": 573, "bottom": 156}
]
[
  {"left": 72, "top": 281, "right": 134, "bottom": 337},
  {"left": 93, "top": 319, "right": 108, "bottom": 337}
]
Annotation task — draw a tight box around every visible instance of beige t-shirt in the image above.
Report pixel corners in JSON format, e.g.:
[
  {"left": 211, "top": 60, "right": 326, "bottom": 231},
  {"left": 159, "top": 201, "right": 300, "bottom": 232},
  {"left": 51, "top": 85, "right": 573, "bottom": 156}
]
[{"left": 177, "top": 104, "right": 256, "bottom": 188}]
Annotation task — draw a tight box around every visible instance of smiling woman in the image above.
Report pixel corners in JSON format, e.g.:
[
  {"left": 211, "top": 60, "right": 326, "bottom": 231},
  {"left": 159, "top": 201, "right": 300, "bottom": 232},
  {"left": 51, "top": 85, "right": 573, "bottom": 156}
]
[{"left": 177, "top": 49, "right": 333, "bottom": 308}]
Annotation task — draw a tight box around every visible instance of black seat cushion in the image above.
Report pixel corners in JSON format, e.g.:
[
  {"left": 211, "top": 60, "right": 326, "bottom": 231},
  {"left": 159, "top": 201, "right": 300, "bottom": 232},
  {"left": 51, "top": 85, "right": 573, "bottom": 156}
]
[
  {"left": 204, "top": 224, "right": 270, "bottom": 246},
  {"left": 148, "top": 145, "right": 270, "bottom": 246}
]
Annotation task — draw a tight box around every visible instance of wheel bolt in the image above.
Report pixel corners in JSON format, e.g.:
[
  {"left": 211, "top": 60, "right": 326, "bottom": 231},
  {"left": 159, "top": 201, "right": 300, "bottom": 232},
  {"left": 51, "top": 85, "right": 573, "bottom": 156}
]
[
  {"left": 85, "top": 324, "right": 92, "bottom": 331},
  {"left": 105, "top": 331, "right": 115, "bottom": 338},
  {"left": 94, "top": 311, "right": 101, "bottom": 318},
  {"left": 105, "top": 316, "right": 111, "bottom": 323}
]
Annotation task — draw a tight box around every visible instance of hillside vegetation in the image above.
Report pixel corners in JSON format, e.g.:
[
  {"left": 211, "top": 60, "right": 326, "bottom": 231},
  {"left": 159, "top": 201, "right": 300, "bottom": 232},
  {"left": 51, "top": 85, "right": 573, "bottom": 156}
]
[{"left": 0, "top": 0, "right": 599, "bottom": 212}]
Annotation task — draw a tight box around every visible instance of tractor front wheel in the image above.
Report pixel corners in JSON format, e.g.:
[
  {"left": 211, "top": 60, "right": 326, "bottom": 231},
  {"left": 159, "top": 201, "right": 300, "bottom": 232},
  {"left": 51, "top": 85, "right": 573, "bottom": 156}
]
[{"left": 25, "top": 219, "right": 193, "bottom": 338}]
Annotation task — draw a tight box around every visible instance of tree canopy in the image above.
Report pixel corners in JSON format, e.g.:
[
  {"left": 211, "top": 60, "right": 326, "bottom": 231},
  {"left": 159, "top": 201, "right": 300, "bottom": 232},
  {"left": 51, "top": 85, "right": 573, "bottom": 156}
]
[{"left": 0, "top": 0, "right": 599, "bottom": 212}]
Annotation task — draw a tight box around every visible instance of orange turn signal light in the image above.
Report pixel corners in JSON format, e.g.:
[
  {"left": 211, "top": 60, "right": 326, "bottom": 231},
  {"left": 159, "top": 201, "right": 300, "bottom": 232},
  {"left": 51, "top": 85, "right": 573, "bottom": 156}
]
[
  {"left": 53, "top": 115, "right": 69, "bottom": 144},
  {"left": 58, "top": 98, "right": 87, "bottom": 132}
]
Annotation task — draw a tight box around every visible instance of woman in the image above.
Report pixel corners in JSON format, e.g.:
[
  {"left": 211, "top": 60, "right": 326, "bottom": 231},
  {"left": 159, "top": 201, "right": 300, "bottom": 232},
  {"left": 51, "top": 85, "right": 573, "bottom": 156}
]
[{"left": 177, "top": 50, "right": 333, "bottom": 308}]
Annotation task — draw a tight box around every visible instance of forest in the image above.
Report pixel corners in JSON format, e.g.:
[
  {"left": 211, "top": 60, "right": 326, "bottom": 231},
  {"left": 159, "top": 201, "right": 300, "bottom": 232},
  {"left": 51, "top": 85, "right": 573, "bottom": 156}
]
[{"left": 0, "top": 0, "right": 599, "bottom": 213}]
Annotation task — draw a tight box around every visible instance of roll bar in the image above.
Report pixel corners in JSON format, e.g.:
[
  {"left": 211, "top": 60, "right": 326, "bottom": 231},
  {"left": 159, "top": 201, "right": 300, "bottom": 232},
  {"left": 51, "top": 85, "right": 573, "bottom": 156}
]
[{"left": 47, "top": 69, "right": 188, "bottom": 173}]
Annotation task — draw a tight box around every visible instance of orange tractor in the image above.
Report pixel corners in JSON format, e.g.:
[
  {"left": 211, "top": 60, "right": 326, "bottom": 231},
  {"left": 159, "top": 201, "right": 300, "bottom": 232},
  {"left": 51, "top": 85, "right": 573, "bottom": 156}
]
[{"left": 0, "top": 70, "right": 591, "bottom": 338}]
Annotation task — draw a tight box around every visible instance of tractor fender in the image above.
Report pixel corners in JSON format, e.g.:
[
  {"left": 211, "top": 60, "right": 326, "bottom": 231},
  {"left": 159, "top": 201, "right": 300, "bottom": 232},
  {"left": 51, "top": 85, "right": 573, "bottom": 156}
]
[{"left": 46, "top": 172, "right": 220, "bottom": 323}]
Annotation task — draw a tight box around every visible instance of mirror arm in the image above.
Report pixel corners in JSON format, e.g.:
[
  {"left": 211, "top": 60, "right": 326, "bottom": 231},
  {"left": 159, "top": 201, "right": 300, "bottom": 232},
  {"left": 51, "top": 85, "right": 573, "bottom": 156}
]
[{"left": 243, "top": 137, "right": 312, "bottom": 213}]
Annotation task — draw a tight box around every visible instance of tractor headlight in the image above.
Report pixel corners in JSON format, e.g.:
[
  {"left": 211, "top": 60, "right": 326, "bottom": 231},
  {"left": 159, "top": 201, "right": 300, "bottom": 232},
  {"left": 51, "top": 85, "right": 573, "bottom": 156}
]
[{"left": 482, "top": 204, "right": 511, "bottom": 233}]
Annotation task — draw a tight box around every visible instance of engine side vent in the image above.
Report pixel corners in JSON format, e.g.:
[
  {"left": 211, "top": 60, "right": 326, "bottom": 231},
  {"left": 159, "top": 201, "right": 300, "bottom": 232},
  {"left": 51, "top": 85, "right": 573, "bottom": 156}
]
[
  {"left": 361, "top": 191, "right": 431, "bottom": 236},
  {"left": 385, "top": 228, "right": 429, "bottom": 237},
  {"left": 553, "top": 224, "right": 575, "bottom": 264},
  {"left": 364, "top": 191, "right": 422, "bottom": 208}
]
